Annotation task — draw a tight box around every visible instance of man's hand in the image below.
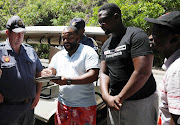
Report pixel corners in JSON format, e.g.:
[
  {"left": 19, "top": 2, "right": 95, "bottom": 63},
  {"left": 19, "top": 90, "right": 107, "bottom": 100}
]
[
  {"left": 104, "top": 95, "right": 122, "bottom": 110},
  {"left": 52, "top": 76, "right": 67, "bottom": 86},
  {"left": 0, "top": 93, "right": 4, "bottom": 103},
  {"left": 31, "top": 93, "right": 40, "bottom": 109},
  {"left": 41, "top": 68, "right": 53, "bottom": 77}
]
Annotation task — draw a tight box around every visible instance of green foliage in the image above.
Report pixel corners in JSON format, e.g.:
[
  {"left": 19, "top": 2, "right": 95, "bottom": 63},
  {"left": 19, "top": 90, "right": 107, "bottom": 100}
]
[
  {"left": 152, "top": 0, "right": 180, "bottom": 11},
  {"left": 0, "top": 0, "right": 179, "bottom": 68},
  {"left": 0, "top": 0, "right": 28, "bottom": 30},
  {"left": 120, "top": 2, "right": 165, "bottom": 34},
  {"left": 30, "top": 43, "right": 50, "bottom": 59},
  {"left": 1, "top": 0, "right": 179, "bottom": 30},
  {"left": 0, "top": 0, "right": 107, "bottom": 28},
  {"left": 88, "top": 7, "right": 100, "bottom": 26},
  {"left": 90, "top": 0, "right": 165, "bottom": 34}
]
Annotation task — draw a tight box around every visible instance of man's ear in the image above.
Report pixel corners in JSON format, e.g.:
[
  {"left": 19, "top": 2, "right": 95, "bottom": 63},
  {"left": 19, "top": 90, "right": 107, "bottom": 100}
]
[
  {"left": 82, "top": 28, "right": 85, "bottom": 33},
  {"left": 114, "top": 13, "right": 119, "bottom": 20},
  {"left": 77, "top": 35, "right": 80, "bottom": 42},
  {"left": 78, "top": 28, "right": 85, "bottom": 35}
]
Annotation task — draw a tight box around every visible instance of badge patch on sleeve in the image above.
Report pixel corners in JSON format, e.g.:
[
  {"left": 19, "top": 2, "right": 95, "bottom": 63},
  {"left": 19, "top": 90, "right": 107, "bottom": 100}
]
[{"left": 3, "top": 56, "right": 10, "bottom": 62}]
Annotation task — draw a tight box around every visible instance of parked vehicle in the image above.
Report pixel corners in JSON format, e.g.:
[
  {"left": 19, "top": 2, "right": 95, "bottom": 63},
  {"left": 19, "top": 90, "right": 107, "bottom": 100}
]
[
  {"left": 0, "top": 26, "right": 109, "bottom": 125},
  {"left": 35, "top": 78, "right": 107, "bottom": 125}
]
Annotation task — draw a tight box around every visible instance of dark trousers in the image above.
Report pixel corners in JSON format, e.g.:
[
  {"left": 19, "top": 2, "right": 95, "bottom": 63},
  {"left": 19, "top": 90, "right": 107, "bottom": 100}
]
[{"left": 0, "top": 99, "right": 34, "bottom": 125}]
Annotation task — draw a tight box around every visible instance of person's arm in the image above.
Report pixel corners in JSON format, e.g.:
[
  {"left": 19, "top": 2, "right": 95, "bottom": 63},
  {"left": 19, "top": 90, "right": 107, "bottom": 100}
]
[
  {"left": 41, "top": 65, "right": 99, "bottom": 85},
  {"left": 31, "top": 71, "right": 42, "bottom": 109},
  {"left": 170, "top": 114, "right": 180, "bottom": 125},
  {"left": 116, "top": 54, "right": 153, "bottom": 104},
  {"left": 52, "top": 68, "right": 99, "bottom": 85},
  {"left": 51, "top": 45, "right": 99, "bottom": 85},
  {"left": 0, "top": 68, "right": 4, "bottom": 103},
  {"left": 41, "top": 67, "right": 56, "bottom": 76},
  {"left": 0, "top": 93, "right": 4, "bottom": 103},
  {"left": 0, "top": 67, "right": 3, "bottom": 104},
  {"left": 100, "top": 60, "right": 121, "bottom": 110},
  {"left": 0, "top": 69, "right": 2, "bottom": 77}
]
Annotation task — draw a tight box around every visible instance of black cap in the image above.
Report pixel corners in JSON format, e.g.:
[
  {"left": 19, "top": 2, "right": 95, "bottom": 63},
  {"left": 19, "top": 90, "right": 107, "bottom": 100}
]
[
  {"left": 70, "top": 18, "right": 85, "bottom": 30},
  {"left": 6, "top": 15, "right": 26, "bottom": 33},
  {"left": 145, "top": 11, "right": 180, "bottom": 33}
]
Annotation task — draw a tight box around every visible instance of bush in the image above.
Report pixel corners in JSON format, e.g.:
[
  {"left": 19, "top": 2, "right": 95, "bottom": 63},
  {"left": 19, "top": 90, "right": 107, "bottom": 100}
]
[{"left": 30, "top": 43, "right": 50, "bottom": 59}]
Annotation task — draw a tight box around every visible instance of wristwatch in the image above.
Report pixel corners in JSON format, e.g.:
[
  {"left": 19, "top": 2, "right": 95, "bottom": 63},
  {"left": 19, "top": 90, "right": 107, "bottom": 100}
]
[{"left": 67, "top": 78, "right": 71, "bottom": 85}]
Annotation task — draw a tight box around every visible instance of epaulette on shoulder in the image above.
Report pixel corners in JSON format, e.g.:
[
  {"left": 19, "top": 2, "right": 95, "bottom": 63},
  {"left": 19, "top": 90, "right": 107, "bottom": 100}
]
[
  {"left": 23, "top": 43, "right": 33, "bottom": 48},
  {"left": 89, "top": 38, "right": 98, "bottom": 47},
  {"left": 0, "top": 43, "right": 6, "bottom": 47},
  {"left": 87, "top": 37, "right": 92, "bottom": 41}
]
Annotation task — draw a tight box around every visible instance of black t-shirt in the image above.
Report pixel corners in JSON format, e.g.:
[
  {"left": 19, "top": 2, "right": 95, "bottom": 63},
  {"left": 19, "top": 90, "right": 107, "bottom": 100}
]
[{"left": 101, "top": 27, "right": 156, "bottom": 100}]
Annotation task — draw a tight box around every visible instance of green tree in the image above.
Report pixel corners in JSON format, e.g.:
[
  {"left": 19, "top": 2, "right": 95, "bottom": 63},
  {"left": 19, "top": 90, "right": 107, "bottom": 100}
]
[
  {"left": 0, "top": 0, "right": 28, "bottom": 30},
  {"left": 151, "top": 0, "right": 180, "bottom": 11},
  {"left": 90, "top": 0, "right": 165, "bottom": 33},
  {"left": 17, "top": 0, "right": 107, "bottom": 26},
  {"left": 0, "top": 0, "right": 179, "bottom": 67}
]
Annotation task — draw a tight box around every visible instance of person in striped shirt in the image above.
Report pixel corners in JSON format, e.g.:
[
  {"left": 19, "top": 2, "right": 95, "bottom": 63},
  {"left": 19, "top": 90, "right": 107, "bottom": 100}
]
[{"left": 145, "top": 11, "right": 180, "bottom": 125}]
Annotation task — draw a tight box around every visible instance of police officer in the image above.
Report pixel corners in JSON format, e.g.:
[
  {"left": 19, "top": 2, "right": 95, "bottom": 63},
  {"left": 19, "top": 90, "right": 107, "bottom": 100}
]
[
  {"left": 0, "top": 15, "right": 43, "bottom": 125},
  {"left": 70, "top": 18, "right": 99, "bottom": 53}
]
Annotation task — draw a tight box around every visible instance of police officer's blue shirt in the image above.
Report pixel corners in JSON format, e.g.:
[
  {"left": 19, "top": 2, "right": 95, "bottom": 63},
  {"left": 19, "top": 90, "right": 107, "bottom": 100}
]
[
  {"left": 0, "top": 39, "right": 43, "bottom": 102},
  {"left": 80, "top": 35, "right": 98, "bottom": 52}
]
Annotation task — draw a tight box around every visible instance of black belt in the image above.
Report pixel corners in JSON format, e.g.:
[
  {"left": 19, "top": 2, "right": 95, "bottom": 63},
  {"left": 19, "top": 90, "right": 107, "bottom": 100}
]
[{"left": 4, "top": 99, "right": 30, "bottom": 105}]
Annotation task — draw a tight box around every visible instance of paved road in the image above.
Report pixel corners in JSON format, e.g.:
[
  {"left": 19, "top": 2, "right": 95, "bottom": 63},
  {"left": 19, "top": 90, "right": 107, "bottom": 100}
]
[{"left": 152, "top": 68, "right": 165, "bottom": 94}]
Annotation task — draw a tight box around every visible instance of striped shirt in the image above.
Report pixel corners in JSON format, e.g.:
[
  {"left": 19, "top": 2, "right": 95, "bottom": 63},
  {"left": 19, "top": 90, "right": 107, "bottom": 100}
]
[{"left": 160, "top": 49, "right": 180, "bottom": 125}]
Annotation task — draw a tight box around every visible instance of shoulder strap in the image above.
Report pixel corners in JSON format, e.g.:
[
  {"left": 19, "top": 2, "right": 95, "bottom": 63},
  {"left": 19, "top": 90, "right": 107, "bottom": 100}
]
[{"left": 90, "top": 38, "right": 98, "bottom": 47}]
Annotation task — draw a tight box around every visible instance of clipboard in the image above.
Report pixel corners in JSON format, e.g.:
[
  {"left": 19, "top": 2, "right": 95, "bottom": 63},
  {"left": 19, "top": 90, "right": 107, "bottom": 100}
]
[{"left": 36, "top": 75, "right": 61, "bottom": 82}]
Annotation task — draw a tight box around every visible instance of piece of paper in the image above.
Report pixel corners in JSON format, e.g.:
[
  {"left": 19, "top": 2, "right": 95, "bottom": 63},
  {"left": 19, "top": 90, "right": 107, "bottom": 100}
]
[{"left": 36, "top": 75, "right": 61, "bottom": 82}]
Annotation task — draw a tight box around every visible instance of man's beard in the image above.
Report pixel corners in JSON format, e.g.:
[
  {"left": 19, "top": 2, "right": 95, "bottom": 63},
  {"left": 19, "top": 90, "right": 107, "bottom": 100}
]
[
  {"left": 105, "top": 31, "right": 111, "bottom": 35},
  {"left": 63, "top": 40, "right": 78, "bottom": 52},
  {"left": 103, "top": 28, "right": 111, "bottom": 35},
  {"left": 151, "top": 43, "right": 161, "bottom": 54},
  {"left": 152, "top": 48, "right": 160, "bottom": 54}
]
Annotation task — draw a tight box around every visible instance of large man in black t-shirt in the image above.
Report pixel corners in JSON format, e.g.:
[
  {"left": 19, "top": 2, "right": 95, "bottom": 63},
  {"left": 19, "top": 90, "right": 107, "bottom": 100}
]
[{"left": 98, "top": 3, "right": 158, "bottom": 125}]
